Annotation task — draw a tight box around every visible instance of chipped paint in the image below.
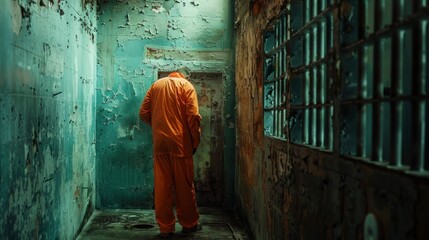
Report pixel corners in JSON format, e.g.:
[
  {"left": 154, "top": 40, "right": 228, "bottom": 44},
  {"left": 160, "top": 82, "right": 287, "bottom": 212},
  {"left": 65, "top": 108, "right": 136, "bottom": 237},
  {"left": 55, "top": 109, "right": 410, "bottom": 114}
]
[
  {"left": 151, "top": 4, "right": 166, "bottom": 14},
  {"left": 146, "top": 47, "right": 231, "bottom": 62},
  {"left": 11, "top": 1, "right": 22, "bottom": 36},
  {"left": 42, "top": 43, "right": 64, "bottom": 78},
  {"left": 1, "top": 1, "right": 97, "bottom": 239}
]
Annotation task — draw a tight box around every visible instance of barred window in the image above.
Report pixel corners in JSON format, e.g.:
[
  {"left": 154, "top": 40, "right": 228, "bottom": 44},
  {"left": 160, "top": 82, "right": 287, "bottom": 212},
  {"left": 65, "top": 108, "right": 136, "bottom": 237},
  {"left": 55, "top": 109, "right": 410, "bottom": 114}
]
[
  {"left": 263, "top": 12, "right": 288, "bottom": 139},
  {"left": 264, "top": 1, "right": 334, "bottom": 150},
  {"left": 263, "top": 0, "right": 428, "bottom": 174}
]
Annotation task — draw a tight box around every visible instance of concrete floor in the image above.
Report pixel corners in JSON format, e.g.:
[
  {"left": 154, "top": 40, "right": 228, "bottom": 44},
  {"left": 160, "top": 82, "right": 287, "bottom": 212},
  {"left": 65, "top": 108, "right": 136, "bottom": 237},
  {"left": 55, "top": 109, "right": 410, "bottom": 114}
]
[{"left": 76, "top": 207, "right": 251, "bottom": 240}]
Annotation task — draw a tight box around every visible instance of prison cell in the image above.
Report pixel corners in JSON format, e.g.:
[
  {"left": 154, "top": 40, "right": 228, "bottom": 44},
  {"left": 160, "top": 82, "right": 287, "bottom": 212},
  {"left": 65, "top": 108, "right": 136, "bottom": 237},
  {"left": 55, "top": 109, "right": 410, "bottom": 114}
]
[
  {"left": 5, "top": 0, "right": 429, "bottom": 238},
  {"left": 263, "top": 1, "right": 429, "bottom": 174}
]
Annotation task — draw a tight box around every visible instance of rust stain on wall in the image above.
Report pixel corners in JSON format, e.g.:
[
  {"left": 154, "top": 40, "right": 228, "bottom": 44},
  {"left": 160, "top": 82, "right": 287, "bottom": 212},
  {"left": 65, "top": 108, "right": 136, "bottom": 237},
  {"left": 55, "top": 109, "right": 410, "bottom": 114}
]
[
  {"left": 234, "top": 0, "right": 429, "bottom": 239},
  {"left": 234, "top": 0, "right": 285, "bottom": 202},
  {"left": 250, "top": 0, "right": 263, "bottom": 16}
]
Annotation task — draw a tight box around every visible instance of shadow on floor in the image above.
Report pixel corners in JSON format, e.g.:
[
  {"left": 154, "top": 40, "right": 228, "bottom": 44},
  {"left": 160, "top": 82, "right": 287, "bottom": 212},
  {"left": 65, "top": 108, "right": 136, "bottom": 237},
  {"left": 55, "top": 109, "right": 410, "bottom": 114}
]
[{"left": 76, "top": 207, "right": 251, "bottom": 240}]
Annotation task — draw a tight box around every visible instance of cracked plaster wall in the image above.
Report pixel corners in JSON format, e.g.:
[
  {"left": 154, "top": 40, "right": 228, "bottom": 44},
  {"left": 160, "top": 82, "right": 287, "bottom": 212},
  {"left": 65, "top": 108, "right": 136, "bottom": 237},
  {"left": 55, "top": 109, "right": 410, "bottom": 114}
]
[
  {"left": 96, "top": 0, "right": 236, "bottom": 209},
  {"left": 0, "top": 1, "right": 97, "bottom": 239},
  {"left": 234, "top": 0, "right": 429, "bottom": 239}
]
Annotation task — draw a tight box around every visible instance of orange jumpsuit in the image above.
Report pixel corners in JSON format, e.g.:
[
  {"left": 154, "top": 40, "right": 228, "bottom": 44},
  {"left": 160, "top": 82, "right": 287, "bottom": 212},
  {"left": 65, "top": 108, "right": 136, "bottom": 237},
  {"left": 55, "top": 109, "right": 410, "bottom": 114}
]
[{"left": 139, "top": 72, "right": 201, "bottom": 233}]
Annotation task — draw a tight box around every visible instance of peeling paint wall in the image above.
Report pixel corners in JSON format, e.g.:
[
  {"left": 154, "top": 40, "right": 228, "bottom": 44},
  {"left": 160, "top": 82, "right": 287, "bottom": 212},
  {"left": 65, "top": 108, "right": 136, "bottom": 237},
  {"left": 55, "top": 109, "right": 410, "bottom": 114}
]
[
  {"left": 234, "top": 0, "right": 429, "bottom": 240},
  {"left": 0, "top": 1, "right": 97, "bottom": 239},
  {"left": 96, "top": 0, "right": 235, "bottom": 209}
]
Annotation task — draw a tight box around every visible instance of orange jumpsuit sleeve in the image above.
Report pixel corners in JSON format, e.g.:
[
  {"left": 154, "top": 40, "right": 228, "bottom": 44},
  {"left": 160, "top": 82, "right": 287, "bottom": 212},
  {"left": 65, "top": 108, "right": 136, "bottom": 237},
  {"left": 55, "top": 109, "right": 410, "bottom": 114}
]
[
  {"left": 139, "top": 86, "right": 152, "bottom": 126},
  {"left": 184, "top": 84, "right": 202, "bottom": 149}
]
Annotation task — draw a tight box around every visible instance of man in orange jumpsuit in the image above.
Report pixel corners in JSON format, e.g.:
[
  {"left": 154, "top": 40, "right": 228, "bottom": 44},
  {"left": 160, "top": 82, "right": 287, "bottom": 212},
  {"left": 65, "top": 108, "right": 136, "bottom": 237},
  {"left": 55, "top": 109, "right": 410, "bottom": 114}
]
[{"left": 139, "top": 66, "right": 202, "bottom": 238}]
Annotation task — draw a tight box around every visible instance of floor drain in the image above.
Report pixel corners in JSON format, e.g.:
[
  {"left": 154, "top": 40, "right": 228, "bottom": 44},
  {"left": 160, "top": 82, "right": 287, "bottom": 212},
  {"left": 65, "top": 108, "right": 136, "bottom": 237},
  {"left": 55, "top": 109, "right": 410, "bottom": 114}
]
[{"left": 130, "top": 223, "right": 155, "bottom": 229}]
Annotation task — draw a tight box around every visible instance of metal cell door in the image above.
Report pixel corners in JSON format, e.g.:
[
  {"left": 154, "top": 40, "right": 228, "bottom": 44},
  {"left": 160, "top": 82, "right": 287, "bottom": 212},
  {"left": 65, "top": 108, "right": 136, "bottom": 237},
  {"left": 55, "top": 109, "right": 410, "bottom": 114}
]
[{"left": 158, "top": 72, "right": 224, "bottom": 206}]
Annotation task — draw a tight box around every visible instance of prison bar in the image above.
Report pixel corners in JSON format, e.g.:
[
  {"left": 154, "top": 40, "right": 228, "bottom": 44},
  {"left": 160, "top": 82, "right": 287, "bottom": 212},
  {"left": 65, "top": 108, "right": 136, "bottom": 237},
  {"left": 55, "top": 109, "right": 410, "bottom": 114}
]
[
  {"left": 389, "top": 0, "right": 402, "bottom": 167},
  {"left": 411, "top": 21, "right": 425, "bottom": 171},
  {"left": 342, "top": 7, "right": 429, "bottom": 53}
]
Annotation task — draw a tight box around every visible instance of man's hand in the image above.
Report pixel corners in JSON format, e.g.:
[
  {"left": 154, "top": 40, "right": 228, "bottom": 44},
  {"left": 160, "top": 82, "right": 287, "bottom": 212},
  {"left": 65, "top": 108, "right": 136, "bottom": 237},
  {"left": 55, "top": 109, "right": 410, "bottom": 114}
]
[{"left": 193, "top": 148, "right": 197, "bottom": 155}]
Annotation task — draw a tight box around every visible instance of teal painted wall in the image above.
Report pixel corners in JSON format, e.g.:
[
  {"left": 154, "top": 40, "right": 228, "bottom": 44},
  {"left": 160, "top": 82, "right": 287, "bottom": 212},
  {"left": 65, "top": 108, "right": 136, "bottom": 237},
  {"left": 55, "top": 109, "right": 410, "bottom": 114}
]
[
  {"left": 0, "top": 1, "right": 97, "bottom": 239},
  {"left": 96, "top": 0, "right": 236, "bottom": 209}
]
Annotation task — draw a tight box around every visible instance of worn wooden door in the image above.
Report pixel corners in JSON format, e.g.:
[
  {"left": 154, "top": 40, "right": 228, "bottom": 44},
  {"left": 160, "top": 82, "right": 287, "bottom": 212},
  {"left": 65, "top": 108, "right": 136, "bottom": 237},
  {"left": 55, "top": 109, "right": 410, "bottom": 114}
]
[{"left": 158, "top": 72, "right": 224, "bottom": 206}]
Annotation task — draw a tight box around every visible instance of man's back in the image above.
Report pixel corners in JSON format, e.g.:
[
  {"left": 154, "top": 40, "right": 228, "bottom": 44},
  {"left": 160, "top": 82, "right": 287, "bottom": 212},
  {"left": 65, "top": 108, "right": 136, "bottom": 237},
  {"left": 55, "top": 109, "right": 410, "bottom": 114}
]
[{"left": 139, "top": 73, "right": 201, "bottom": 157}]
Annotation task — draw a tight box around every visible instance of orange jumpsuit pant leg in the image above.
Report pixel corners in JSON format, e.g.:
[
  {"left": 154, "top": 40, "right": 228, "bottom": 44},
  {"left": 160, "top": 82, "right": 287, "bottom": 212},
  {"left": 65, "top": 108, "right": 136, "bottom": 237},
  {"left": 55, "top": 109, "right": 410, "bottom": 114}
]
[
  {"left": 172, "top": 156, "right": 199, "bottom": 228},
  {"left": 154, "top": 154, "right": 176, "bottom": 233}
]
